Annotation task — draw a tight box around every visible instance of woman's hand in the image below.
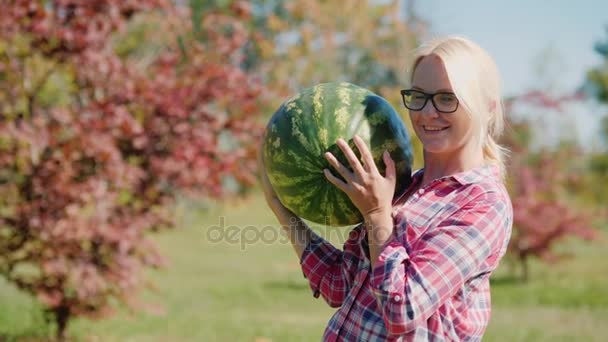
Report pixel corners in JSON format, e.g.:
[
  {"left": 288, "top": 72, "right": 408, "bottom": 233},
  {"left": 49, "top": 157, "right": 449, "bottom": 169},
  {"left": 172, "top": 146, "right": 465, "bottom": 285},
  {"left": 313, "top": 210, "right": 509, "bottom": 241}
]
[
  {"left": 323, "top": 135, "right": 396, "bottom": 220},
  {"left": 325, "top": 135, "right": 396, "bottom": 265}
]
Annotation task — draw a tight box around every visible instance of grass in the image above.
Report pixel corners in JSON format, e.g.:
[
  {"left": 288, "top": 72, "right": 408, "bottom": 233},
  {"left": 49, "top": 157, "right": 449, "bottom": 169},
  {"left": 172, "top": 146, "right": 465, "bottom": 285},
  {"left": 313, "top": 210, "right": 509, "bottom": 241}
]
[{"left": 1, "top": 191, "right": 607, "bottom": 341}]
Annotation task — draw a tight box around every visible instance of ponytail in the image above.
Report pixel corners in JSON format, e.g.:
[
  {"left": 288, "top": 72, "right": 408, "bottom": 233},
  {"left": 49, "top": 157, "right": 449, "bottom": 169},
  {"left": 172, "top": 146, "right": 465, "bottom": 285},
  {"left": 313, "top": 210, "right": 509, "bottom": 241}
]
[
  {"left": 482, "top": 134, "right": 509, "bottom": 181},
  {"left": 482, "top": 97, "right": 509, "bottom": 182}
]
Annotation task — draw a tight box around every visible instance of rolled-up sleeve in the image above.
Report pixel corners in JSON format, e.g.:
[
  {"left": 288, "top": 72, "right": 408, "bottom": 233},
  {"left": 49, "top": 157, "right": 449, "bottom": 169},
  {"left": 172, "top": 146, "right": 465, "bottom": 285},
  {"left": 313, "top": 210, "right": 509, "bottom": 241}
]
[
  {"left": 370, "top": 191, "right": 510, "bottom": 336},
  {"left": 300, "top": 226, "right": 363, "bottom": 308}
]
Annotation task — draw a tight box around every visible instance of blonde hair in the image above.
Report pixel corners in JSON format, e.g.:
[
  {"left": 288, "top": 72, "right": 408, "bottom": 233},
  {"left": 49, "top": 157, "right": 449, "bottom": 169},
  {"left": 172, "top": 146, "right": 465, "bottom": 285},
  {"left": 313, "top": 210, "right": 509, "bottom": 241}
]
[{"left": 408, "top": 35, "right": 509, "bottom": 180}]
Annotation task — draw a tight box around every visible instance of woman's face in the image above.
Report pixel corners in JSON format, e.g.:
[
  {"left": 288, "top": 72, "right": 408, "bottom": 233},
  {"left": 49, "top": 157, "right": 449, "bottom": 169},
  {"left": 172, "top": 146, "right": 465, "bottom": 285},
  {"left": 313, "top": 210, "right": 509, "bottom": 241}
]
[{"left": 409, "top": 54, "right": 476, "bottom": 157}]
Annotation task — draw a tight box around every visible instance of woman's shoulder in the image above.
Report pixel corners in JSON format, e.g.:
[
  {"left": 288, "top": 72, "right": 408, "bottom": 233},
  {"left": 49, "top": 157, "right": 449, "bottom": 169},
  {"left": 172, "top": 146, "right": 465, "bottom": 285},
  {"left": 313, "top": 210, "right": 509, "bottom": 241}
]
[
  {"left": 412, "top": 164, "right": 508, "bottom": 194},
  {"left": 444, "top": 165, "right": 512, "bottom": 215}
]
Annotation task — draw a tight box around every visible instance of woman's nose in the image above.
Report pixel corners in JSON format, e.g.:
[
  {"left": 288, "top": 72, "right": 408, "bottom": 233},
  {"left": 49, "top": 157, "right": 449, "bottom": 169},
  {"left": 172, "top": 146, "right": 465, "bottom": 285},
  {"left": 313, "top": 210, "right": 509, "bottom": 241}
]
[{"left": 420, "top": 100, "right": 440, "bottom": 117}]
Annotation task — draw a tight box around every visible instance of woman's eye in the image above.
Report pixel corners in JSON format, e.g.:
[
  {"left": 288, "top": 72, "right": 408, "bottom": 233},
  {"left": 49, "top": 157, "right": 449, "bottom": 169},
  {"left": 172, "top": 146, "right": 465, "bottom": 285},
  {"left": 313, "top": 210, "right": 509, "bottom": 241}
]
[{"left": 438, "top": 95, "right": 456, "bottom": 103}]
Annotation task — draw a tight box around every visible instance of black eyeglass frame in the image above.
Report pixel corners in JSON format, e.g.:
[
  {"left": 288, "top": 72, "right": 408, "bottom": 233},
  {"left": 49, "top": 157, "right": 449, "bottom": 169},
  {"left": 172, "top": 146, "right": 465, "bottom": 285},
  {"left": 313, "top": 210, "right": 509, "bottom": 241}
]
[{"left": 400, "top": 89, "right": 460, "bottom": 114}]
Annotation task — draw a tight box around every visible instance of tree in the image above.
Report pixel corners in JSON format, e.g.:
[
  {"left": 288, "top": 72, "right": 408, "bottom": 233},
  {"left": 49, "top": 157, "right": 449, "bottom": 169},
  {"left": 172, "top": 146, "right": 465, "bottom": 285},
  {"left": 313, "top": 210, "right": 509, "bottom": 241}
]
[
  {"left": 237, "top": 0, "right": 425, "bottom": 166},
  {"left": 582, "top": 26, "right": 608, "bottom": 215},
  {"left": 0, "top": 0, "right": 265, "bottom": 339},
  {"left": 586, "top": 26, "right": 608, "bottom": 103},
  {"left": 502, "top": 98, "right": 598, "bottom": 282},
  {"left": 245, "top": 0, "right": 421, "bottom": 95}
]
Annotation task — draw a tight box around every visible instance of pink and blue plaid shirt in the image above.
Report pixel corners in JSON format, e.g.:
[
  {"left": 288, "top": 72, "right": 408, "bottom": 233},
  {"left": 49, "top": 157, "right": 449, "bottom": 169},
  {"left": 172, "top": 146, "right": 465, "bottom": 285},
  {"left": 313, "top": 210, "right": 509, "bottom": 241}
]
[{"left": 300, "top": 164, "right": 512, "bottom": 341}]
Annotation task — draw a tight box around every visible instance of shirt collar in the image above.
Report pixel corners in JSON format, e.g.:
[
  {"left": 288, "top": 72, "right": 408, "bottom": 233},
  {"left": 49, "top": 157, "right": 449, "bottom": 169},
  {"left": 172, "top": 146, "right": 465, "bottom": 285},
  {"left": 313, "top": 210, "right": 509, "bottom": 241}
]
[
  {"left": 412, "top": 163, "right": 501, "bottom": 186},
  {"left": 451, "top": 163, "right": 501, "bottom": 185}
]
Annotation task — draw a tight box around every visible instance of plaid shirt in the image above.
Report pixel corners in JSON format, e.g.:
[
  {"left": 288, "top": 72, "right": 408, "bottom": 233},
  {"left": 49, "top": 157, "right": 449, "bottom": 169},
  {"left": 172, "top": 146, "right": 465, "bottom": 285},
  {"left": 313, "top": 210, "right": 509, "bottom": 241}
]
[{"left": 300, "top": 164, "right": 512, "bottom": 341}]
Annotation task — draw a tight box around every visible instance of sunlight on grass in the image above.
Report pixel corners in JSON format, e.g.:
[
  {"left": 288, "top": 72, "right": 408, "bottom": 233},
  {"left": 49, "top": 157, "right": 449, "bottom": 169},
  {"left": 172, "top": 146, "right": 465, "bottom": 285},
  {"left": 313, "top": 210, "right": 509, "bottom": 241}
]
[{"left": 1, "top": 191, "right": 607, "bottom": 341}]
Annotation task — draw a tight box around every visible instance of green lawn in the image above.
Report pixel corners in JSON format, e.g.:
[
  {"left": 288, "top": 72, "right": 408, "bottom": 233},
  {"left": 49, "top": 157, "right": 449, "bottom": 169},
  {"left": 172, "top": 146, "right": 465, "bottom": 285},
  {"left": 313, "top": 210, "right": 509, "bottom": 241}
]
[{"left": 1, "top": 192, "right": 607, "bottom": 341}]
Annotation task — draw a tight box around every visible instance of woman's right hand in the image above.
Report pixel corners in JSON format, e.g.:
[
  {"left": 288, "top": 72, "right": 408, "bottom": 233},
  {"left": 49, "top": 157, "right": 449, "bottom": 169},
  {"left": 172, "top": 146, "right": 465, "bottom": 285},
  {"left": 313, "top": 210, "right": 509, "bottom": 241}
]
[{"left": 257, "top": 146, "right": 294, "bottom": 221}]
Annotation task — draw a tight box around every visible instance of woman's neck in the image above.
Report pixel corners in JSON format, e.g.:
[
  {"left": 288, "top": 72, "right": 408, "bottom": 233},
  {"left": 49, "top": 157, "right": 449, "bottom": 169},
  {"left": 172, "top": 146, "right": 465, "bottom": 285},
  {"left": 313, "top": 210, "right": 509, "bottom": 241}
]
[{"left": 420, "top": 147, "right": 485, "bottom": 187}]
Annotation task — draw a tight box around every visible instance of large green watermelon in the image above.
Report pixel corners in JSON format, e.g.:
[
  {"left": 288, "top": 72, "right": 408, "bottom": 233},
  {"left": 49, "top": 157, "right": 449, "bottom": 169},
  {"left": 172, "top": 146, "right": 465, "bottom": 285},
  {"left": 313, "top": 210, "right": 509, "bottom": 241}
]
[{"left": 262, "top": 82, "right": 413, "bottom": 226}]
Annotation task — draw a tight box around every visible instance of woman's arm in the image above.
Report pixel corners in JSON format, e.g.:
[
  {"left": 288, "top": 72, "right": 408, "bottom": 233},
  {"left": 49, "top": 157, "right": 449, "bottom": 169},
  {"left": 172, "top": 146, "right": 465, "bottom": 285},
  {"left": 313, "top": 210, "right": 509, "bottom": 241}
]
[
  {"left": 322, "top": 135, "right": 512, "bottom": 335},
  {"left": 365, "top": 209, "right": 395, "bottom": 269},
  {"left": 258, "top": 148, "right": 360, "bottom": 307},
  {"left": 299, "top": 225, "right": 364, "bottom": 307},
  {"left": 369, "top": 190, "right": 512, "bottom": 336},
  {"left": 271, "top": 204, "right": 314, "bottom": 260},
  {"left": 258, "top": 146, "right": 314, "bottom": 259}
]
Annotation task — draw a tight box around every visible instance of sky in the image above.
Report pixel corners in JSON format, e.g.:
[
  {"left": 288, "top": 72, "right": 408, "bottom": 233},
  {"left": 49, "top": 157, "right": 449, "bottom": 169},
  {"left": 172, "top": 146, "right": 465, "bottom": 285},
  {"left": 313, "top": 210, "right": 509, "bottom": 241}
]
[
  {"left": 415, "top": 0, "right": 607, "bottom": 96},
  {"left": 414, "top": 0, "right": 608, "bottom": 148}
]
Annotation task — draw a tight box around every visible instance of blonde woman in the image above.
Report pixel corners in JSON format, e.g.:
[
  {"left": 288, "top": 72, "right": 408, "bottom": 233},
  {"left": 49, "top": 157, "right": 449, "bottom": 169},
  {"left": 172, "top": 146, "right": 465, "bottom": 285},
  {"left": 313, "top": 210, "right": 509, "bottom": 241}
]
[{"left": 259, "top": 36, "right": 513, "bottom": 341}]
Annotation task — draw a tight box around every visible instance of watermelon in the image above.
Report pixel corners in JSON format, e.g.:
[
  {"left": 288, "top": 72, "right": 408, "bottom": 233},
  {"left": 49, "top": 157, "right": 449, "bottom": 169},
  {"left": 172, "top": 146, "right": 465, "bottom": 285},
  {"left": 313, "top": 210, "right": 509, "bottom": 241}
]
[{"left": 262, "top": 82, "right": 413, "bottom": 227}]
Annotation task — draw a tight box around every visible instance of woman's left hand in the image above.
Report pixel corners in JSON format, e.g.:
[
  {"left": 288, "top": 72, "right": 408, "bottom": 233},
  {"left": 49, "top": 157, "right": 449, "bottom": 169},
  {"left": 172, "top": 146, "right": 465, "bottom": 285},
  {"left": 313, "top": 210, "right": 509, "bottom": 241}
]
[{"left": 323, "top": 135, "right": 396, "bottom": 220}]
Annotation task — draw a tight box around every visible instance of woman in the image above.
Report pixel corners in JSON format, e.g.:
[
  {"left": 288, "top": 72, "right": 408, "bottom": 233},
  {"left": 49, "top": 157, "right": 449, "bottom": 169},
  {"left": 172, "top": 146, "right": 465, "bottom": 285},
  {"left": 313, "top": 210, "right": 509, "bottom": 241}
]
[{"left": 259, "top": 36, "right": 513, "bottom": 341}]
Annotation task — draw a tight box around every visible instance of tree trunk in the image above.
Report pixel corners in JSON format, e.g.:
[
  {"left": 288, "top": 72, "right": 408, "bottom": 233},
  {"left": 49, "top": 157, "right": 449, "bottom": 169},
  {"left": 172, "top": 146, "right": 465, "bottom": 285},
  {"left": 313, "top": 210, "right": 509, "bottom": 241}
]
[
  {"left": 54, "top": 305, "right": 70, "bottom": 341},
  {"left": 519, "top": 253, "right": 529, "bottom": 283}
]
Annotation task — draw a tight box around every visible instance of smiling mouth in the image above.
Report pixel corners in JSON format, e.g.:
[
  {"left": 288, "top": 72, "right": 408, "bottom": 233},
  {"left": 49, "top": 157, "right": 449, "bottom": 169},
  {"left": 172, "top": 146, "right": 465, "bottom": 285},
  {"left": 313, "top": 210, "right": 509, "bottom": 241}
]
[{"left": 423, "top": 125, "right": 450, "bottom": 132}]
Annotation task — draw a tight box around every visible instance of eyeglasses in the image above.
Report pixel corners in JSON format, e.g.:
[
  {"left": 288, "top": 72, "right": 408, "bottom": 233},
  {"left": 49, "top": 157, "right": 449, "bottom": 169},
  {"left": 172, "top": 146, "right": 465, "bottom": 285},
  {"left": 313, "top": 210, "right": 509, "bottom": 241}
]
[{"left": 400, "top": 89, "right": 459, "bottom": 113}]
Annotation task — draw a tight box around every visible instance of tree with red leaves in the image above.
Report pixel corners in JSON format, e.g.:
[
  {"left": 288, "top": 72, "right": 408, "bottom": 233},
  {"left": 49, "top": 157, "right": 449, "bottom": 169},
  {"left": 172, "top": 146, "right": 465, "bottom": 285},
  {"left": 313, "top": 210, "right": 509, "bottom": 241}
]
[
  {"left": 0, "top": 0, "right": 265, "bottom": 339},
  {"left": 503, "top": 99, "right": 598, "bottom": 282}
]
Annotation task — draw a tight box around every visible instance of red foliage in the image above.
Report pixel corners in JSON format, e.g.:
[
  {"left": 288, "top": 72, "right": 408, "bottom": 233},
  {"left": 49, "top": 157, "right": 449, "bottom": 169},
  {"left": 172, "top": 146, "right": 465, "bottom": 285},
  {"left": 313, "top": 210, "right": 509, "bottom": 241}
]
[
  {"left": 503, "top": 95, "right": 598, "bottom": 281},
  {"left": 509, "top": 153, "right": 597, "bottom": 259},
  {"left": 0, "top": 0, "right": 265, "bottom": 337}
]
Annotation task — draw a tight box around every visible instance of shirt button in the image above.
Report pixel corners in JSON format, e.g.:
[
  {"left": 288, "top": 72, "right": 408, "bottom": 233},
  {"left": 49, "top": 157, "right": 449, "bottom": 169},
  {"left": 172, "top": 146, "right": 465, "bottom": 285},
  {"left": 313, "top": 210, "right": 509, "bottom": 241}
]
[
  {"left": 418, "top": 189, "right": 425, "bottom": 195},
  {"left": 393, "top": 295, "right": 402, "bottom": 302}
]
